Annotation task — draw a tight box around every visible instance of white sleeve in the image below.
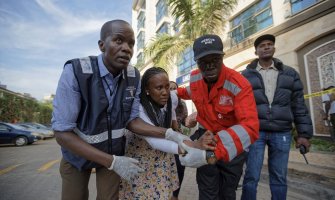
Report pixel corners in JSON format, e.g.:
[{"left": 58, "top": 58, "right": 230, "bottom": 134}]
[
  {"left": 322, "top": 94, "right": 330, "bottom": 103},
  {"left": 142, "top": 136, "right": 179, "bottom": 154},
  {"left": 170, "top": 91, "right": 178, "bottom": 120},
  {"left": 138, "top": 104, "right": 179, "bottom": 154}
]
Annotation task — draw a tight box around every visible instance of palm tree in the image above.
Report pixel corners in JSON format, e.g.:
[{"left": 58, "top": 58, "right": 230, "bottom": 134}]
[{"left": 144, "top": 0, "right": 237, "bottom": 69}]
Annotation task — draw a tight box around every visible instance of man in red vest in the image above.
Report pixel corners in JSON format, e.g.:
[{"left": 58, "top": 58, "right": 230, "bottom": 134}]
[{"left": 178, "top": 34, "right": 259, "bottom": 200}]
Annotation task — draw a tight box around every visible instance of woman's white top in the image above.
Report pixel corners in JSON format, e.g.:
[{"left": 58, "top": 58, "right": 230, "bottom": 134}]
[{"left": 137, "top": 91, "right": 179, "bottom": 154}]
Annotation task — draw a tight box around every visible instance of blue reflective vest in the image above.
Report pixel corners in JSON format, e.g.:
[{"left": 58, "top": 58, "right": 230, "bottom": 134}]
[{"left": 61, "top": 56, "right": 140, "bottom": 170}]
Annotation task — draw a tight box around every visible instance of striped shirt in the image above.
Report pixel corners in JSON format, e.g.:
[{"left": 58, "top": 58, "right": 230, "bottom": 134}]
[{"left": 256, "top": 61, "right": 278, "bottom": 104}]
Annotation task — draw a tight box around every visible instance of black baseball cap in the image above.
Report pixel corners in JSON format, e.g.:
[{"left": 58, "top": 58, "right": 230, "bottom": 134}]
[
  {"left": 193, "top": 34, "right": 224, "bottom": 61},
  {"left": 254, "top": 34, "right": 275, "bottom": 48}
]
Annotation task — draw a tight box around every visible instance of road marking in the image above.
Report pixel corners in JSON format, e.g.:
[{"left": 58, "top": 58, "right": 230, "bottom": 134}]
[
  {"left": 0, "top": 164, "right": 22, "bottom": 175},
  {"left": 38, "top": 159, "right": 60, "bottom": 172}
]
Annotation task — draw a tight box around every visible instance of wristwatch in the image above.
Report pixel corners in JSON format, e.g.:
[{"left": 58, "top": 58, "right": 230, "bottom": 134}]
[{"left": 206, "top": 150, "right": 217, "bottom": 165}]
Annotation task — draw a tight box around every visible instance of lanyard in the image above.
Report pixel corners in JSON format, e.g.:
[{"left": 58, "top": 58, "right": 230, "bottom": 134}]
[{"left": 102, "top": 76, "right": 118, "bottom": 154}]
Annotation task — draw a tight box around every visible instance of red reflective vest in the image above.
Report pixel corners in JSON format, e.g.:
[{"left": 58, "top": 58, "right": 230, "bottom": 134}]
[{"left": 177, "top": 64, "right": 259, "bottom": 162}]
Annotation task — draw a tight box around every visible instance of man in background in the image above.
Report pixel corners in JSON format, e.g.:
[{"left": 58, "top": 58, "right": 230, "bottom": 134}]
[
  {"left": 241, "top": 34, "right": 313, "bottom": 200},
  {"left": 322, "top": 84, "right": 335, "bottom": 140}
]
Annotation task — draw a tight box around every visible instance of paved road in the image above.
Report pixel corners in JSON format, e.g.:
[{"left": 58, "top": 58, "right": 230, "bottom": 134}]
[
  {"left": 179, "top": 161, "right": 335, "bottom": 200},
  {"left": 0, "top": 139, "right": 62, "bottom": 200},
  {"left": 179, "top": 167, "right": 335, "bottom": 200},
  {"left": 1, "top": 139, "right": 334, "bottom": 200}
]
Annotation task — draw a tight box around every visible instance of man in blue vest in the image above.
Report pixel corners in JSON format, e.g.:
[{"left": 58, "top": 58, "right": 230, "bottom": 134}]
[{"left": 52, "top": 19, "right": 188, "bottom": 200}]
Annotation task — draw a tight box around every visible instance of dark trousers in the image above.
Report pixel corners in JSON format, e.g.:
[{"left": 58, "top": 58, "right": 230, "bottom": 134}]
[
  {"left": 330, "top": 113, "right": 335, "bottom": 140},
  {"left": 173, "top": 154, "right": 186, "bottom": 197},
  {"left": 196, "top": 152, "right": 247, "bottom": 200}
]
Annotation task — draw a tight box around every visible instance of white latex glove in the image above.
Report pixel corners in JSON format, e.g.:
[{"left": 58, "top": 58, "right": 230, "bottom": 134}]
[
  {"left": 165, "top": 128, "right": 190, "bottom": 146},
  {"left": 108, "top": 155, "right": 144, "bottom": 182},
  {"left": 179, "top": 142, "right": 207, "bottom": 168}
]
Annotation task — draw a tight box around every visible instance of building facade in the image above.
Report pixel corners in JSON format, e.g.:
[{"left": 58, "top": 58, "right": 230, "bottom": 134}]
[
  {"left": 132, "top": 0, "right": 335, "bottom": 136},
  {"left": 131, "top": 0, "right": 179, "bottom": 80}
]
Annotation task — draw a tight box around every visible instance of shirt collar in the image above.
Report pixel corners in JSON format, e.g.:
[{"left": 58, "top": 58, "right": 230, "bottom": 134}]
[
  {"left": 256, "top": 61, "right": 277, "bottom": 71},
  {"left": 98, "top": 54, "right": 124, "bottom": 79}
]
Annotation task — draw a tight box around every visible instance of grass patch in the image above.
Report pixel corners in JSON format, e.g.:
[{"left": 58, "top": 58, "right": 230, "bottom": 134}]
[
  {"left": 309, "top": 138, "right": 335, "bottom": 152},
  {"left": 291, "top": 127, "right": 335, "bottom": 152}
]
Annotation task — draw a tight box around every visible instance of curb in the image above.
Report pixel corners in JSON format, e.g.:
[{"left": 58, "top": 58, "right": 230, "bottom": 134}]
[{"left": 264, "top": 149, "right": 335, "bottom": 180}]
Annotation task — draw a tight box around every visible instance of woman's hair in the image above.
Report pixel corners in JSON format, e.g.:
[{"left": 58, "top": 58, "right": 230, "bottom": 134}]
[{"left": 140, "top": 67, "right": 172, "bottom": 128}]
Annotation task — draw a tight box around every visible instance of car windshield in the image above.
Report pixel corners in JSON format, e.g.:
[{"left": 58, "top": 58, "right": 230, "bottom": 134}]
[
  {"left": 19, "top": 124, "right": 34, "bottom": 129},
  {"left": 8, "top": 124, "right": 27, "bottom": 130},
  {"left": 35, "top": 123, "right": 47, "bottom": 128}
]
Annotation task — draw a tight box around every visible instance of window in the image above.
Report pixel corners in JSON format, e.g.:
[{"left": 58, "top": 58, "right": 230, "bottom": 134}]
[
  {"left": 156, "top": 22, "right": 170, "bottom": 35},
  {"left": 0, "top": 124, "right": 9, "bottom": 131},
  {"left": 229, "top": 0, "right": 273, "bottom": 45},
  {"left": 291, "top": 0, "right": 318, "bottom": 15},
  {"left": 319, "top": 51, "right": 335, "bottom": 90},
  {"left": 137, "top": 11, "right": 145, "bottom": 30},
  {"left": 177, "top": 47, "right": 197, "bottom": 76},
  {"left": 137, "top": 31, "right": 145, "bottom": 50},
  {"left": 156, "top": 0, "right": 168, "bottom": 24},
  {"left": 141, "top": 0, "right": 146, "bottom": 9},
  {"left": 137, "top": 52, "right": 144, "bottom": 64}
]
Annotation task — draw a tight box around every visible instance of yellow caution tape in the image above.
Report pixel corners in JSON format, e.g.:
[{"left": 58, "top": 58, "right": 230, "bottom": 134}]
[{"left": 304, "top": 88, "right": 335, "bottom": 99}]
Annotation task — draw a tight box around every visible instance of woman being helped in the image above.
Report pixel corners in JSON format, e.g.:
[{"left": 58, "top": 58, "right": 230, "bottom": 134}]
[{"left": 120, "top": 67, "right": 182, "bottom": 199}]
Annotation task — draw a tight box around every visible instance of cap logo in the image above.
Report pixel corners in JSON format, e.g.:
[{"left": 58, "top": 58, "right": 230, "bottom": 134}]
[{"left": 201, "top": 38, "right": 215, "bottom": 45}]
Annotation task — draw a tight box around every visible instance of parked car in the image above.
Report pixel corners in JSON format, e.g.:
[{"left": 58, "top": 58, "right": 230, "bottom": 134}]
[
  {"left": 0, "top": 122, "right": 38, "bottom": 146},
  {"left": 20, "top": 122, "right": 54, "bottom": 137},
  {"left": 16, "top": 124, "right": 45, "bottom": 140},
  {"left": 18, "top": 123, "right": 54, "bottom": 139},
  {"left": 22, "top": 122, "right": 52, "bottom": 131}
]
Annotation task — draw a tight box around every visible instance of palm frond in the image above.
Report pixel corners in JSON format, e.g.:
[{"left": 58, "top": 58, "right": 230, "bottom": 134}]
[
  {"left": 197, "top": 0, "right": 237, "bottom": 35},
  {"left": 143, "top": 0, "right": 237, "bottom": 70},
  {"left": 144, "top": 34, "right": 192, "bottom": 70},
  {"left": 144, "top": 34, "right": 176, "bottom": 63},
  {"left": 167, "top": 0, "right": 194, "bottom": 25}
]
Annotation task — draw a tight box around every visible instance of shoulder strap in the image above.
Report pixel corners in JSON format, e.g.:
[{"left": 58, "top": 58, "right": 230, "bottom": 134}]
[
  {"left": 124, "top": 65, "right": 140, "bottom": 89},
  {"left": 64, "top": 56, "right": 97, "bottom": 74}
]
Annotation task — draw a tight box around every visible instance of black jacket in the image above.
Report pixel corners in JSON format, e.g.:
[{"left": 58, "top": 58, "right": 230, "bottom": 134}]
[{"left": 242, "top": 58, "right": 313, "bottom": 138}]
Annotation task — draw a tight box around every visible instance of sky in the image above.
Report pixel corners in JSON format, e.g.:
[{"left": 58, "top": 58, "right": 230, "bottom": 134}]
[{"left": 0, "top": 0, "right": 133, "bottom": 100}]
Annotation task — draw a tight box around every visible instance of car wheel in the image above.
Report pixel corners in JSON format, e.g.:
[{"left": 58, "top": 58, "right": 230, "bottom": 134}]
[{"left": 15, "top": 136, "right": 28, "bottom": 146}]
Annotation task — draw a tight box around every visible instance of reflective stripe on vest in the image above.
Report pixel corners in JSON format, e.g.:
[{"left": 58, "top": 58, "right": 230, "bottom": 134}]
[
  {"left": 186, "top": 86, "right": 191, "bottom": 97},
  {"left": 78, "top": 57, "right": 93, "bottom": 74},
  {"left": 73, "top": 128, "right": 125, "bottom": 144},
  {"left": 217, "top": 130, "right": 237, "bottom": 161},
  {"left": 218, "top": 125, "right": 250, "bottom": 161},
  {"left": 223, "top": 80, "right": 241, "bottom": 96},
  {"left": 188, "top": 73, "right": 203, "bottom": 97},
  {"left": 190, "top": 73, "right": 202, "bottom": 83},
  {"left": 230, "top": 125, "right": 251, "bottom": 150}
]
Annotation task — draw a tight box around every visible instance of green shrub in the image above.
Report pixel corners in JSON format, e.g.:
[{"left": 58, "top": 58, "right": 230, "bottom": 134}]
[
  {"left": 310, "top": 138, "right": 335, "bottom": 152},
  {"left": 0, "top": 91, "right": 52, "bottom": 124},
  {"left": 291, "top": 127, "right": 335, "bottom": 152}
]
